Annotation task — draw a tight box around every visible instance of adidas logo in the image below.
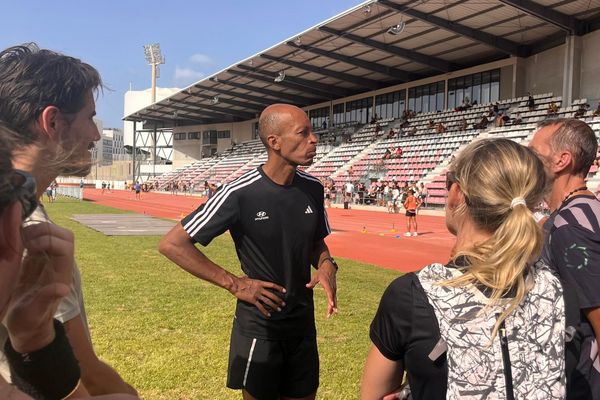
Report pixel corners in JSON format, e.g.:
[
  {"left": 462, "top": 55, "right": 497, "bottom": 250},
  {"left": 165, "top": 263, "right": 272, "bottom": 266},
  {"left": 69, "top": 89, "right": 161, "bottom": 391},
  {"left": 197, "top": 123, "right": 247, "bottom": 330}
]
[{"left": 305, "top": 205, "right": 314, "bottom": 214}]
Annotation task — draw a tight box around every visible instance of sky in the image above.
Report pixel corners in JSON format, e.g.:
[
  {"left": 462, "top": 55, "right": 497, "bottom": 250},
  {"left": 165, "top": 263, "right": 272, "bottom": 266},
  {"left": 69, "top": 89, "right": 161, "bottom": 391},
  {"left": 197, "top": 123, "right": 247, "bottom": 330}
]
[{"left": 1, "top": 0, "right": 365, "bottom": 128}]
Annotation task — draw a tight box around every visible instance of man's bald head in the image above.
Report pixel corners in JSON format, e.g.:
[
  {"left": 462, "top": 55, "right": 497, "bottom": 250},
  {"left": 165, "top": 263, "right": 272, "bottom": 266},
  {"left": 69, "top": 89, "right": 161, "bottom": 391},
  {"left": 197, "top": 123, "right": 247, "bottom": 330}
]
[{"left": 258, "top": 104, "right": 305, "bottom": 147}]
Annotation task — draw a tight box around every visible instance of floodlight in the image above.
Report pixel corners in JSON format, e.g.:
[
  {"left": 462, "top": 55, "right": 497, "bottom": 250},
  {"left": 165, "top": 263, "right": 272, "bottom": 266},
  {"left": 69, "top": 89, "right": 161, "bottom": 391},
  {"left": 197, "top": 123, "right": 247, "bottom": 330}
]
[
  {"left": 211, "top": 96, "right": 219, "bottom": 105},
  {"left": 363, "top": 5, "right": 371, "bottom": 15},
  {"left": 143, "top": 43, "right": 165, "bottom": 65},
  {"left": 387, "top": 21, "right": 406, "bottom": 35},
  {"left": 294, "top": 36, "right": 302, "bottom": 45},
  {"left": 274, "top": 70, "right": 286, "bottom": 83}
]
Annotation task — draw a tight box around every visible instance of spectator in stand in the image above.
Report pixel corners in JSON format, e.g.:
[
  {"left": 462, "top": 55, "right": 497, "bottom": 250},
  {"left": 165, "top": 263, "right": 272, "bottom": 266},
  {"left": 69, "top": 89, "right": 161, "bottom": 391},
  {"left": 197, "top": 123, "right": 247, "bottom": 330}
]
[
  {"left": 512, "top": 113, "right": 523, "bottom": 125},
  {"left": 462, "top": 96, "right": 471, "bottom": 108},
  {"left": 493, "top": 102, "right": 499, "bottom": 115},
  {"left": 382, "top": 148, "right": 392, "bottom": 160},
  {"left": 527, "top": 92, "right": 535, "bottom": 111},
  {"left": 548, "top": 101, "right": 559, "bottom": 116},
  {"left": 427, "top": 119, "right": 435, "bottom": 129},
  {"left": 495, "top": 113, "right": 505, "bottom": 127},
  {"left": 436, "top": 122, "right": 446, "bottom": 134},
  {"left": 459, "top": 117, "right": 468, "bottom": 131},
  {"left": 474, "top": 114, "right": 489, "bottom": 130},
  {"left": 387, "top": 128, "right": 396, "bottom": 139},
  {"left": 593, "top": 103, "right": 600, "bottom": 117},
  {"left": 321, "top": 120, "right": 327, "bottom": 130},
  {"left": 407, "top": 127, "right": 417, "bottom": 136},
  {"left": 418, "top": 182, "right": 428, "bottom": 207},
  {"left": 392, "top": 147, "right": 403, "bottom": 159},
  {"left": 574, "top": 103, "right": 590, "bottom": 119}
]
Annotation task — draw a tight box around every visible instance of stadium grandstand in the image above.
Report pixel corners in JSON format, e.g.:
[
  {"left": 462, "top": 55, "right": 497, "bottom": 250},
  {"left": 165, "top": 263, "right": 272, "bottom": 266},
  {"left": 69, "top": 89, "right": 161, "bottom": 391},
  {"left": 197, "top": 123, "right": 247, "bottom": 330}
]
[{"left": 124, "top": 0, "right": 600, "bottom": 206}]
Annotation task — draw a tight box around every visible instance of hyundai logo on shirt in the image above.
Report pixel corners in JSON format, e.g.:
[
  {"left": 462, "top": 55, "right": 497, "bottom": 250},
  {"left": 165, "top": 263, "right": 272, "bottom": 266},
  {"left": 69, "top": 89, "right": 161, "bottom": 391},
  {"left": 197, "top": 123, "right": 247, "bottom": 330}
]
[{"left": 255, "top": 211, "right": 269, "bottom": 221}]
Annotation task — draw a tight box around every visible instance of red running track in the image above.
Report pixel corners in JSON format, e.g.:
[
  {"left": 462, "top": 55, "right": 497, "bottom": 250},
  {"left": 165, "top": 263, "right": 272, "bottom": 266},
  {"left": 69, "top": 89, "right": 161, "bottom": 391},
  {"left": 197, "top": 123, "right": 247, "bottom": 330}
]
[{"left": 83, "top": 189, "right": 454, "bottom": 272}]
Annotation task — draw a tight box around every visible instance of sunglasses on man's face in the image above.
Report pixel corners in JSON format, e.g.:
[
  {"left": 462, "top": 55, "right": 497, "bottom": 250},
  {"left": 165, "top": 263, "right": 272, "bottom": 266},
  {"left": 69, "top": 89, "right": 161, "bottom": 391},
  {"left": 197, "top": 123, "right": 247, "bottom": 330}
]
[
  {"left": 445, "top": 171, "right": 458, "bottom": 192},
  {"left": 10, "top": 170, "right": 38, "bottom": 220}
]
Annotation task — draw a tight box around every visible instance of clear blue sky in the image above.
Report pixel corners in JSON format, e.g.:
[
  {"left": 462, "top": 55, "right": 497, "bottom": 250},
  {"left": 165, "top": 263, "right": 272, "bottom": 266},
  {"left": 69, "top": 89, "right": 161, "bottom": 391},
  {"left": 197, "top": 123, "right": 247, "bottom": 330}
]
[{"left": 1, "top": 0, "right": 365, "bottom": 128}]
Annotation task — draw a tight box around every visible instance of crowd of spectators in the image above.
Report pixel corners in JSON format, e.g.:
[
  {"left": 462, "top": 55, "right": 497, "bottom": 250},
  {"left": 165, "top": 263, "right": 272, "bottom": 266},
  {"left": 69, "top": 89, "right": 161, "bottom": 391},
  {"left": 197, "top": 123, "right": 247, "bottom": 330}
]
[{"left": 320, "top": 178, "right": 429, "bottom": 210}]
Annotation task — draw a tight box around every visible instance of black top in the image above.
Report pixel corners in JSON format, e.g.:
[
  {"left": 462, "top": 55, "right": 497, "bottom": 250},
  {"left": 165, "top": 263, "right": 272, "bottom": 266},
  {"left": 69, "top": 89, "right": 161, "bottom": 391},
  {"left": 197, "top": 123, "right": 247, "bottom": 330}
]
[
  {"left": 182, "top": 166, "right": 330, "bottom": 339},
  {"left": 370, "top": 272, "right": 448, "bottom": 399},
  {"left": 370, "top": 260, "right": 583, "bottom": 400}
]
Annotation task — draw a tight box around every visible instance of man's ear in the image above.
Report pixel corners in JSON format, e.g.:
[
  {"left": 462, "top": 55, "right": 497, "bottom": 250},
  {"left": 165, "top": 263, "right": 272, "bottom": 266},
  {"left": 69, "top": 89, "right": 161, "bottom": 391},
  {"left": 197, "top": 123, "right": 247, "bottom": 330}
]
[
  {"left": 37, "top": 106, "right": 61, "bottom": 140},
  {"left": 267, "top": 134, "right": 281, "bottom": 151},
  {"left": 554, "top": 150, "right": 573, "bottom": 174}
]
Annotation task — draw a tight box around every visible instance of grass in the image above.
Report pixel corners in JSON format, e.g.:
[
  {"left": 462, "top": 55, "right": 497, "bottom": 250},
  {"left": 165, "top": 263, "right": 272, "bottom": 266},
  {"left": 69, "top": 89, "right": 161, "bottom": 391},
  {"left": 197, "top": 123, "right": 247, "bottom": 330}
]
[{"left": 44, "top": 197, "right": 403, "bottom": 399}]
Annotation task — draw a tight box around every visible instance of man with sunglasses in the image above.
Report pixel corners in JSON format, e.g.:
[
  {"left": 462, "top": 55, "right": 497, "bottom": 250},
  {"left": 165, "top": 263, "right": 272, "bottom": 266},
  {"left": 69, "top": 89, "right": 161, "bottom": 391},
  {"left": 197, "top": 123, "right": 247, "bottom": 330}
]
[{"left": 0, "top": 44, "right": 136, "bottom": 396}]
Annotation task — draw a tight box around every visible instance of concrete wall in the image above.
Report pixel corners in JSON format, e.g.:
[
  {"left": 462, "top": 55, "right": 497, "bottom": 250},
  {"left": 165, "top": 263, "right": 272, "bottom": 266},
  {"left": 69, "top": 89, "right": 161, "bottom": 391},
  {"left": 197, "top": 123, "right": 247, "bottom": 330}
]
[
  {"left": 524, "top": 45, "right": 565, "bottom": 97},
  {"left": 500, "top": 64, "right": 514, "bottom": 100},
  {"left": 580, "top": 29, "right": 600, "bottom": 102}
]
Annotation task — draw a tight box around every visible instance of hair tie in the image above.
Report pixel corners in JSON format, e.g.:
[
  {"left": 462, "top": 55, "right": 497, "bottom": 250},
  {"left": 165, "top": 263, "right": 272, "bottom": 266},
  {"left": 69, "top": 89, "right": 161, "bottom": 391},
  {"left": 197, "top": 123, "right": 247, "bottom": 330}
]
[{"left": 510, "top": 197, "right": 527, "bottom": 209}]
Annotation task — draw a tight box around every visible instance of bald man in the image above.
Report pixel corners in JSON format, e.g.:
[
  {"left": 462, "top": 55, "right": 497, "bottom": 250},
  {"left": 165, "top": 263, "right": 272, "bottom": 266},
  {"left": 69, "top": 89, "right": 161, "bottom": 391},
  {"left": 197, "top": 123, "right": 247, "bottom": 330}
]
[{"left": 159, "top": 104, "right": 337, "bottom": 400}]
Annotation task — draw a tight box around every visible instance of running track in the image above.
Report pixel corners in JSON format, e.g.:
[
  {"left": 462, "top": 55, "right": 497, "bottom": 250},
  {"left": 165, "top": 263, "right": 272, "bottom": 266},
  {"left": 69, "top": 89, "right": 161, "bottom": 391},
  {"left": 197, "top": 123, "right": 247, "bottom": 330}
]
[{"left": 84, "top": 189, "right": 454, "bottom": 272}]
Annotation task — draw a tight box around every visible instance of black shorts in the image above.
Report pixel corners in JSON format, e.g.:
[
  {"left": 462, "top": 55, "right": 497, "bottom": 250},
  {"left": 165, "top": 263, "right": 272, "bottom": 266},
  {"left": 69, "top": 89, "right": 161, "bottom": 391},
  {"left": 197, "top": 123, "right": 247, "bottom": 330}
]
[
  {"left": 227, "top": 327, "right": 319, "bottom": 400},
  {"left": 406, "top": 210, "right": 416, "bottom": 217}
]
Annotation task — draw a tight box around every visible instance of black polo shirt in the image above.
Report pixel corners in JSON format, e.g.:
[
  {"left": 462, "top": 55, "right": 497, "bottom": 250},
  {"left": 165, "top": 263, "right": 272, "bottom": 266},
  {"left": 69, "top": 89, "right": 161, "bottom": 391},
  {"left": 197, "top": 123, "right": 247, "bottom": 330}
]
[{"left": 182, "top": 166, "right": 330, "bottom": 339}]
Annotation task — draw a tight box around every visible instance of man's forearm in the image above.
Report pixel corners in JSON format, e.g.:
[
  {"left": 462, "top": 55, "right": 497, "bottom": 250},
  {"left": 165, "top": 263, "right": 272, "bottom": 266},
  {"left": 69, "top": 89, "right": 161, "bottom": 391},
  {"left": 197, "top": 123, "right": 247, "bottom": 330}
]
[
  {"left": 159, "top": 226, "right": 238, "bottom": 292},
  {"left": 311, "top": 240, "right": 331, "bottom": 269}
]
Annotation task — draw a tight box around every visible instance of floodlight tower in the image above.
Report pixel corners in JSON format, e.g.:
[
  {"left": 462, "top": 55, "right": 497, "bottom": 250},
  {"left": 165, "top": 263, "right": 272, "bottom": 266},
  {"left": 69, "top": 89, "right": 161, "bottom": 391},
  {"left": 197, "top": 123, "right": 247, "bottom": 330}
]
[
  {"left": 143, "top": 43, "right": 165, "bottom": 103},
  {"left": 143, "top": 43, "right": 165, "bottom": 170}
]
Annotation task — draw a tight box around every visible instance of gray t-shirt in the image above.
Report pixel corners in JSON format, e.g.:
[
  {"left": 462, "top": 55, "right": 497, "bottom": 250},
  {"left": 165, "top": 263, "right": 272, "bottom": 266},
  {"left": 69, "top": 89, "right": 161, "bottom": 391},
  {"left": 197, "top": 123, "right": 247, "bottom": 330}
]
[{"left": 0, "top": 205, "right": 89, "bottom": 381}]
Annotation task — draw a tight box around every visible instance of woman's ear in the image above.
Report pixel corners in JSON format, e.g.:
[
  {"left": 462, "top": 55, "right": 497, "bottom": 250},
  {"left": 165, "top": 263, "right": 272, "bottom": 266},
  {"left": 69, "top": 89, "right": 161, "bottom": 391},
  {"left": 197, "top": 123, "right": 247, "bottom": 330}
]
[{"left": 446, "top": 183, "right": 465, "bottom": 210}]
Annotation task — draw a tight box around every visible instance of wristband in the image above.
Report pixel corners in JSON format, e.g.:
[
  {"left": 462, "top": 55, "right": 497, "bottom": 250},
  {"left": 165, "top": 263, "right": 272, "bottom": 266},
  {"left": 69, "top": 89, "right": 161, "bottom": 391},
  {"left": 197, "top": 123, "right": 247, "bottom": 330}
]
[
  {"left": 5, "top": 319, "right": 81, "bottom": 400},
  {"left": 319, "top": 257, "right": 338, "bottom": 270}
]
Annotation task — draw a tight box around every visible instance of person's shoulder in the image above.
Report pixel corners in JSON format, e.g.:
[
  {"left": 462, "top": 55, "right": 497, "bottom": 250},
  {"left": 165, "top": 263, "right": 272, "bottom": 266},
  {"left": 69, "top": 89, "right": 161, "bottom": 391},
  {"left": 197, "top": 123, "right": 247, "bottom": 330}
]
[
  {"left": 295, "top": 169, "right": 323, "bottom": 189},
  {"left": 220, "top": 168, "right": 264, "bottom": 193},
  {"left": 553, "top": 196, "right": 600, "bottom": 233},
  {"left": 383, "top": 273, "right": 421, "bottom": 300}
]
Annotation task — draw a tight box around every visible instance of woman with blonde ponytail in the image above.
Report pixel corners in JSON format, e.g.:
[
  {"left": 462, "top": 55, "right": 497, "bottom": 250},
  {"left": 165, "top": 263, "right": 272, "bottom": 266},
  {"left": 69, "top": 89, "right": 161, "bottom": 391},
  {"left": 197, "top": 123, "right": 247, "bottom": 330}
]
[{"left": 361, "top": 138, "right": 582, "bottom": 400}]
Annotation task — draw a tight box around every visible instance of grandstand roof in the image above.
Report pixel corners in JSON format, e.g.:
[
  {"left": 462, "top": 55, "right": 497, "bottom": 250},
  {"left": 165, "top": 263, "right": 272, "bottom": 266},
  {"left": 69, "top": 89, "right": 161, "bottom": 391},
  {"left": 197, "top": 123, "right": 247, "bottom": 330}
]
[{"left": 125, "top": 0, "right": 600, "bottom": 126}]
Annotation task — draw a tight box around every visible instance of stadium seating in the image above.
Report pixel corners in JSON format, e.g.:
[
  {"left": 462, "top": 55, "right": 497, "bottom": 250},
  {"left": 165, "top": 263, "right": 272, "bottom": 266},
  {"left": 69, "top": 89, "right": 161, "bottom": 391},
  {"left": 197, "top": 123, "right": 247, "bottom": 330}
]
[{"left": 148, "top": 93, "right": 600, "bottom": 207}]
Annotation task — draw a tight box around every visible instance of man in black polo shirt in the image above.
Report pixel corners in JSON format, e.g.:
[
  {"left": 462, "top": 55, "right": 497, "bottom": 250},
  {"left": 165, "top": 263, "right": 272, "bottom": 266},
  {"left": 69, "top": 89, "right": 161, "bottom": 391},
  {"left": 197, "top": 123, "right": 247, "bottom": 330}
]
[{"left": 159, "top": 104, "right": 337, "bottom": 400}]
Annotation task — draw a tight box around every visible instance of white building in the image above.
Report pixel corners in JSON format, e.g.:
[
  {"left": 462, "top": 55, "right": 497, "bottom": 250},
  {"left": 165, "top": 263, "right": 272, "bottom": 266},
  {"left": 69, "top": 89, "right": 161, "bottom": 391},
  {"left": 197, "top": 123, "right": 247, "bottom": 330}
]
[
  {"left": 103, "top": 128, "right": 128, "bottom": 162},
  {"left": 123, "top": 87, "right": 180, "bottom": 149}
]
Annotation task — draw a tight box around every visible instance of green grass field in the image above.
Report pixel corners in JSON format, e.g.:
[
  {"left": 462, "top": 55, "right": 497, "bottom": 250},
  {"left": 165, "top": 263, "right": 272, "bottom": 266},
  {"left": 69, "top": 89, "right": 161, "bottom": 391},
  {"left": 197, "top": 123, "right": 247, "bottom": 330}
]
[{"left": 44, "top": 198, "right": 402, "bottom": 399}]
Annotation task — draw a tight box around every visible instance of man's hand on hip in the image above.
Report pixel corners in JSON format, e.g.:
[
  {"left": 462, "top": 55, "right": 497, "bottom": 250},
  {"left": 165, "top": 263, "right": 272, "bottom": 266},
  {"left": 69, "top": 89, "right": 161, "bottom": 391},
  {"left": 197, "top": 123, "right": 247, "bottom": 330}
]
[{"left": 230, "top": 276, "right": 286, "bottom": 318}]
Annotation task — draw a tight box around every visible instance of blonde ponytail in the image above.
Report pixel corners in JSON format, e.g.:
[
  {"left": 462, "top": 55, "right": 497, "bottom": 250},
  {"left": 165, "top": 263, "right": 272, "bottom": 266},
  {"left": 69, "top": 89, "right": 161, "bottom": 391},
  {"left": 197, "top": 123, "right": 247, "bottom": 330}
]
[{"left": 442, "top": 138, "right": 547, "bottom": 337}]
